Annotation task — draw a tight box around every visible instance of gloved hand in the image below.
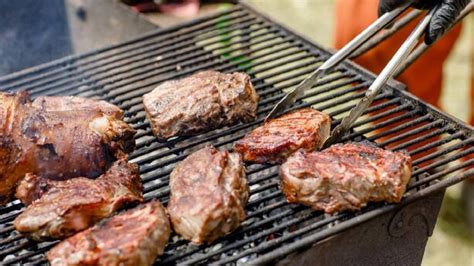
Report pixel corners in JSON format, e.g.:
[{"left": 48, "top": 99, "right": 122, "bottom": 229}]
[{"left": 378, "top": 0, "right": 470, "bottom": 44}]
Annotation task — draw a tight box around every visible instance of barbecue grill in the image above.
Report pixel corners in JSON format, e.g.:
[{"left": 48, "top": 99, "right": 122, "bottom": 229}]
[{"left": 0, "top": 2, "right": 472, "bottom": 265}]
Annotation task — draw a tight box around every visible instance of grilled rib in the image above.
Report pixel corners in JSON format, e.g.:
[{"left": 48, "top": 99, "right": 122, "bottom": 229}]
[
  {"left": 234, "top": 108, "right": 331, "bottom": 164},
  {"left": 280, "top": 142, "right": 412, "bottom": 213},
  {"left": 14, "top": 159, "right": 143, "bottom": 241},
  {"left": 31, "top": 95, "right": 124, "bottom": 118},
  {"left": 47, "top": 201, "right": 170, "bottom": 266},
  {"left": 168, "top": 146, "right": 249, "bottom": 244},
  {"left": 0, "top": 92, "right": 136, "bottom": 205},
  {"left": 143, "top": 71, "right": 259, "bottom": 141}
]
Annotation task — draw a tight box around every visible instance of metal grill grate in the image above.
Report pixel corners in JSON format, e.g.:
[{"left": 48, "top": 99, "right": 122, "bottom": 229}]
[{"left": 0, "top": 3, "right": 473, "bottom": 265}]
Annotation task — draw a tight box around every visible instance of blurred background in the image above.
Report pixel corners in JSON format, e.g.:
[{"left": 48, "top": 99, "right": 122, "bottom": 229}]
[{"left": 0, "top": 1, "right": 472, "bottom": 265}]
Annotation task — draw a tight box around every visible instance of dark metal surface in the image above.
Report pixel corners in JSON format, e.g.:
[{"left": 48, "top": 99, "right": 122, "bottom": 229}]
[
  {"left": 0, "top": 2, "right": 472, "bottom": 265},
  {"left": 276, "top": 191, "right": 445, "bottom": 266}
]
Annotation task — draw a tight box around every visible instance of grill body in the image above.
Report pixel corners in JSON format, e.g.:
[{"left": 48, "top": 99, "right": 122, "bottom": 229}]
[
  {"left": 277, "top": 191, "right": 444, "bottom": 266},
  {"left": 0, "top": 2, "right": 472, "bottom": 265}
]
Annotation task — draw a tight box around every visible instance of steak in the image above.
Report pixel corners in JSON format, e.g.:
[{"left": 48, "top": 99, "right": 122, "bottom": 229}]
[
  {"left": 143, "top": 71, "right": 259, "bottom": 141},
  {"left": 280, "top": 142, "right": 412, "bottom": 213},
  {"left": 168, "top": 146, "right": 249, "bottom": 244},
  {"left": 234, "top": 108, "right": 331, "bottom": 164},
  {"left": 48, "top": 201, "right": 170, "bottom": 266},
  {"left": 14, "top": 159, "right": 143, "bottom": 241}
]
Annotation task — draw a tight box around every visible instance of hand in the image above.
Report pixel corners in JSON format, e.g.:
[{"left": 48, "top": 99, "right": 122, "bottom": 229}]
[{"left": 378, "top": 0, "right": 470, "bottom": 44}]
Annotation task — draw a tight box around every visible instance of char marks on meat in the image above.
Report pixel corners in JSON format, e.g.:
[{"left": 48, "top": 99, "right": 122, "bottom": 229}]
[
  {"left": 280, "top": 142, "right": 412, "bottom": 213},
  {"left": 0, "top": 92, "right": 136, "bottom": 205},
  {"left": 168, "top": 146, "right": 249, "bottom": 244},
  {"left": 48, "top": 201, "right": 170, "bottom": 266},
  {"left": 14, "top": 159, "right": 143, "bottom": 241},
  {"left": 143, "top": 71, "right": 259, "bottom": 141},
  {"left": 234, "top": 108, "right": 331, "bottom": 164},
  {"left": 31, "top": 95, "right": 125, "bottom": 118}
]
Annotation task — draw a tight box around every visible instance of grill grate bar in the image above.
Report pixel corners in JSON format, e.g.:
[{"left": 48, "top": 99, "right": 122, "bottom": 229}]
[
  {"left": 410, "top": 147, "right": 474, "bottom": 183},
  {"left": 23, "top": 17, "right": 269, "bottom": 96},
  {"left": 328, "top": 98, "right": 400, "bottom": 117},
  {"left": 160, "top": 204, "right": 305, "bottom": 264},
  {"left": 118, "top": 43, "right": 318, "bottom": 113},
  {"left": 0, "top": 235, "right": 22, "bottom": 246},
  {"left": 2, "top": 242, "right": 58, "bottom": 264},
  {"left": 124, "top": 53, "right": 322, "bottom": 125},
  {"left": 192, "top": 212, "right": 348, "bottom": 265},
  {"left": 105, "top": 37, "right": 300, "bottom": 104},
  {"left": 390, "top": 125, "right": 454, "bottom": 151},
  {"left": 0, "top": 241, "right": 31, "bottom": 258},
  {"left": 0, "top": 7, "right": 245, "bottom": 89},
  {"left": 166, "top": 208, "right": 318, "bottom": 265},
  {"left": 342, "top": 112, "right": 426, "bottom": 141},
  {"left": 368, "top": 115, "right": 434, "bottom": 141},
  {"left": 409, "top": 159, "right": 474, "bottom": 189},
  {"left": 0, "top": 211, "right": 19, "bottom": 224},
  {"left": 351, "top": 103, "right": 411, "bottom": 128},
  {"left": 379, "top": 119, "right": 446, "bottom": 147},
  {"left": 412, "top": 140, "right": 474, "bottom": 170},
  {"left": 0, "top": 225, "right": 14, "bottom": 235},
  {"left": 42, "top": 32, "right": 297, "bottom": 99},
  {"left": 409, "top": 132, "right": 465, "bottom": 157}
]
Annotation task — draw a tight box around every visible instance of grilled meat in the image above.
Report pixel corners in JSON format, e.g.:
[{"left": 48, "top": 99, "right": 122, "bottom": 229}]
[
  {"left": 234, "top": 108, "right": 331, "bottom": 164},
  {"left": 47, "top": 201, "right": 170, "bottom": 266},
  {"left": 280, "top": 142, "right": 412, "bottom": 213},
  {"left": 168, "top": 146, "right": 249, "bottom": 244},
  {"left": 14, "top": 159, "right": 143, "bottom": 241},
  {"left": 31, "top": 95, "right": 124, "bottom": 118},
  {"left": 143, "top": 71, "right": 259, "bottom": 141},
  {"left": 0, "top": 91, "right": 135, "bottom": 205}
]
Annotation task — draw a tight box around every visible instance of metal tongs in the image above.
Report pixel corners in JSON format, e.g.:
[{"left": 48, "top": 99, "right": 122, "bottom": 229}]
[{"left": 264, "top": 2, "right": 438, "bottom": 149}]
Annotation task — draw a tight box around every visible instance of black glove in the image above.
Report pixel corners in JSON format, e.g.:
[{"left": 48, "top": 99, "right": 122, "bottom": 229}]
[{"left": 378, "top": 0, "right": 470, "bottom": 44}]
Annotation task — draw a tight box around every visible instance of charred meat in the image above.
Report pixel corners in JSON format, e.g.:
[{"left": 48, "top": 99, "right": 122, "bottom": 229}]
[
  {"left": 143, "top": 71, "right": 259, "bottom": 141},
  {"left": 168, "top": 146, "right": 249, "bottom": 244},
  {"left": 280, "top": 143, "right": 412, "bottom": 213},
  {"left": 47, "top": 201, "right": 170, "bottom": 266},
  {"left": 234, "top": 108, "right": 331, "bottom": 164},
  {"left": 0, "top": 92, "right": 135, "bottom": 205},
  {"left": 31, "top": 95, "right": 124, "bottom": 118},
  {"left": 14, "top": 159, "right": 143, "bottom": 241}
]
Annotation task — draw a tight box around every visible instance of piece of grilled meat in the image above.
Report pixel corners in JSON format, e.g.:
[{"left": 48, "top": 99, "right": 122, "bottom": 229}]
[
  {"left": 143, "top": 71, "right": 259, "bottom": 141},
  {"left": 47, "top": 201, "right": 170, "bottom": 266},
  {"left": 0, "top": 91, "right": 135, "bottom": 205},
  {"left": 14, "top": 159, "right": 143, "bottom": 241},
  {"left": 280, "top": 142, "right": 412, "bottom": 213},
  {"left": 31, "top": 95, "right": 124, "bottom": 118},
  {"left": 168, "top": 146, "right": 249, "bottom": 244},
  {"left": 234, "top": 108, "right": 331, "bottom": 164}
]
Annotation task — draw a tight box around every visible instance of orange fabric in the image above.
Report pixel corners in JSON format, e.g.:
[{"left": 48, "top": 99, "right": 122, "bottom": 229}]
[{"left": 333, "top": 0, "right": 464, "bottom": 110}]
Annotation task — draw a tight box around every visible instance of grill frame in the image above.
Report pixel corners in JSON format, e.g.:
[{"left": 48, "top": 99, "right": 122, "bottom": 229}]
[{"left": 0, "top": 2, "right": 472, "bottom": 265}]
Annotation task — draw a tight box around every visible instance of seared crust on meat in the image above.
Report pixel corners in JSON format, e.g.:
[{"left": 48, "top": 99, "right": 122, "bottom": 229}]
[
  {"left": 143, "top": 71, "right": 259, "bottom": 141},
  {"left": 0, "top": 92, "right": 136, "bottom": 205},
  {"left": 234, "top": 108, "right": 331, "bottom": 164},
  {"left": 168, "top": 146, "right": 249, "bottom": 244},
  {"left": 14, "top": 159, "right": 143, "bottom": 241},
  {"left": 31, "top": 95, "right": 124, "bottom": 119},
  {"left": 280, "top": 143, "right": 412, "bottom": 213},
  {"left": 47, "top": 201, "right": 170, "bottom": 266}
]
